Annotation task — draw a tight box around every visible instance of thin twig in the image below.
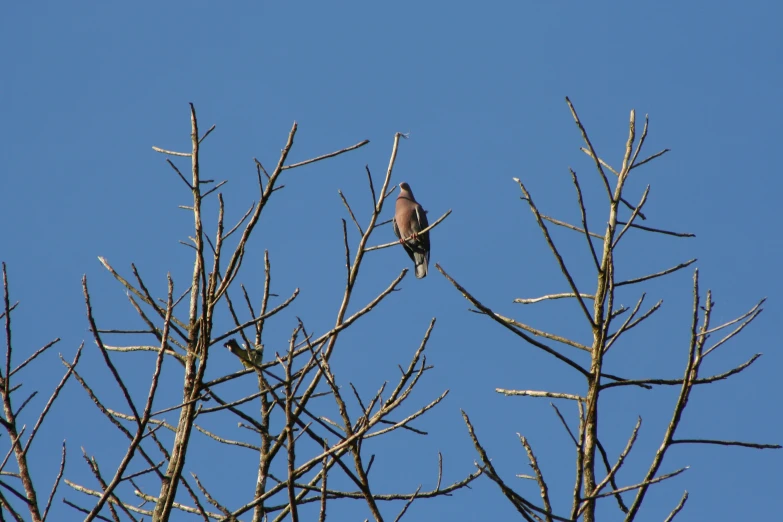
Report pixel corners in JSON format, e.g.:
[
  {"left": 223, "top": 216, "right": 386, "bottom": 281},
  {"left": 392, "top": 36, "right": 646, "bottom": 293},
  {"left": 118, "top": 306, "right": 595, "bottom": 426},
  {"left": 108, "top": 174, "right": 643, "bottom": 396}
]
[
  {"left": 515, "top": 178, "right": 595, "bottom": 326},
  {"left": 570, "top": 169, "right": 601, "bottom": 271},
  {"left": 493, "top": 312, "right": 591, "bottom": 352},
  {"left": 281, "top": 140, "right": 369, "bottom": 170},
  {"left": 198, "top": 124, "right": 216, "bottom": 144},
  {"left": 579, "top": 148, "right": 619, "bottom": 176},
  {"left": 601, "top": 353, "right": 762, "bottom": 390},
  {"left": 631, "top": 149, "right": 670, "bottom": 170},
  {"left": 670, "top": 439, "right": 781, "bottom": 449},
  {"left": 566, "top": 97, "right": 612, "bottom": 200},
  {"left": 550, "top": 403, "right": 578, "bottom": 447},
  {"left": 540, "top": 214, "right": 604, "bottom": 240},
  {"left": 613, "top": 186, "right": 650, "bottom": 248},
  {"left": 10, "top": 338, "right": 60, "bottom": 377},
  {"left": 663, "top": 492, "right": 689, "bottom": 522},
  {"left": 519, "top": 436, "right": 552, "bottom": 522},
  {"left": 338, "top": 191, "right": 364, "bottom": 235},
  {"left": 514, "top": 293, "right": 594, "bottom": 305},
  {"left": 701, "top": 306, "right": 764, "bottom": 358},
  {"left": 616, "top": 259, "right": 697, "bottom": 287},
  {"left": 579, "top": 417, "right": 641, "bottom": 515},
  {"left": 615, "top": 221, "right": 694, "bottom": 238},
  {"left": 365, "top": 165, "right": 376, "bottom": 209},
  {"left": 585, "top": 467, "right": 688, "bottom": 500},
  {"left": 152, "top": 146, "right": 191, "bottom": 157},
  {"left": 437, "top": 263, "right": 590, "bottom": 377},
  {"left": 498, "top": 390, "right": 583, "bottom": 401}
]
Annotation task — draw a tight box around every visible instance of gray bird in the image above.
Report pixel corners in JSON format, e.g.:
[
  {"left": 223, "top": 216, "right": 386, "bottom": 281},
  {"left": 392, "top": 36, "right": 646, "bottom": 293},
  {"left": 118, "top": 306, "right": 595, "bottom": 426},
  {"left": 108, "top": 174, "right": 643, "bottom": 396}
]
[
  {"left": 393, "top": 182, "right": 430, "bottom": 278},
  {"left": 224, "top": 339, "right": 262, "bottom": 369}
]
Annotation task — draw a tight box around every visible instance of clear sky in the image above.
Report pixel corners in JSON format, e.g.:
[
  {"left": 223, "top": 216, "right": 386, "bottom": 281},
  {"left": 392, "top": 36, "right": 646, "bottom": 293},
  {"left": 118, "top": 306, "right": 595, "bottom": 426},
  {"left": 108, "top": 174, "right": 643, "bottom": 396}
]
[{"left": 2, "top": 2, "right": 781, "bottom": 521}]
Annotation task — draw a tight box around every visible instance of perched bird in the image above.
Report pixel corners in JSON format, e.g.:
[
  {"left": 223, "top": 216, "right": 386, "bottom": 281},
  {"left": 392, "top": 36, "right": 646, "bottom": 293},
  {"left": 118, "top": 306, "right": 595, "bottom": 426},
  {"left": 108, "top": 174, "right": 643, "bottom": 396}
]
[
  {"left": 224, "top": 339, "right": 262, "bottom": 369},
  {"left": 393, "top": 182, "right": 430, "bottom": 279}
]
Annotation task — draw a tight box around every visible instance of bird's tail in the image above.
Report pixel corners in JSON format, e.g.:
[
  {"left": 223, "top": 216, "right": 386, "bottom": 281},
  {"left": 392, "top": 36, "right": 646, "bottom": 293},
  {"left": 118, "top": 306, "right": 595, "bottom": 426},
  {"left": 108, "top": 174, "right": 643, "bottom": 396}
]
[{"left": 414, "top": 252, "right": 428, "bottom": 279}]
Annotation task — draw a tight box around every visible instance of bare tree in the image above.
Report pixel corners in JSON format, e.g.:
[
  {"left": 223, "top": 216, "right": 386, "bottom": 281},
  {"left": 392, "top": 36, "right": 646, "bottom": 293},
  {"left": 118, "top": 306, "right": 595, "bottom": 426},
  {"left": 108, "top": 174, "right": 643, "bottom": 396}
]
[
  {"left": 437, "top": 98, "right": 781, "bottom": 522},
  {"left": 6, "top": 99, "right": 777, "bottom": 522},
  {"left": 56, "top": 105, "right": 475, "bottom": 521},
  {"left": 0, "top": 264, "right": 78, "bottom": 521}
]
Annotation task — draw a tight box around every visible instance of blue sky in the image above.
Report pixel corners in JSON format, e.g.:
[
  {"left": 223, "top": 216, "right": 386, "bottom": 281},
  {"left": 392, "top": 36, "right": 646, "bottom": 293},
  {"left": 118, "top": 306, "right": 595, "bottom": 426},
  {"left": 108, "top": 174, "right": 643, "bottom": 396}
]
[{"left": 2, "top": 2, "right": 781, "bottom": 521}]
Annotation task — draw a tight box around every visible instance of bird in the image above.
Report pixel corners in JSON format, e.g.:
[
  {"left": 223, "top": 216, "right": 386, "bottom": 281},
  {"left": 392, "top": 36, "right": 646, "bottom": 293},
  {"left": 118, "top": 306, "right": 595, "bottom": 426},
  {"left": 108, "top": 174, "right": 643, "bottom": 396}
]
[
  {"left": 393, "top": 182, "right": 430, "bottom": 278},
  {"left": 224, "top": 339, "right": 262, "bottom": 369}
]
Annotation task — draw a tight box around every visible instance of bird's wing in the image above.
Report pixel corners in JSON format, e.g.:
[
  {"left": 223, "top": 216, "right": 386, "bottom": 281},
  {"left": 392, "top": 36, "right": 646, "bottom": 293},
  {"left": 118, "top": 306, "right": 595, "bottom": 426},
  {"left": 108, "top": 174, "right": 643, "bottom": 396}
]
[
  {"left": 413, "top": 204, "right": 430, "bottom": 253},
  {"left": 394, "top": 203, "right": 418, "bottom": 264},
  {"left": 392, "top": 214, "right": 402, "bottom": 240}
]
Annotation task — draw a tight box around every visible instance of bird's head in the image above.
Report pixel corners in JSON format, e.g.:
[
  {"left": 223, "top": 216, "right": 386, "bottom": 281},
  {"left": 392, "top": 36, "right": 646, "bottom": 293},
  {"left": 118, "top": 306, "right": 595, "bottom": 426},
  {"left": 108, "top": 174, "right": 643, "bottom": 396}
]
[{"left": 398, "top": 182, "right": 413, "bottom": 196}]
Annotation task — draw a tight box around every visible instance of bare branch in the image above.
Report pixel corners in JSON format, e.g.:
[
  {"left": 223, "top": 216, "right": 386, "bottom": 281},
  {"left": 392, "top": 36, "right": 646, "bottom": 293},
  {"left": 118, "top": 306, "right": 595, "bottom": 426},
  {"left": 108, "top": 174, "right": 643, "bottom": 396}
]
[
  {"left": 576, "top": 149, "right": 648, "bottom": 219},
  {"left": 437, "top": 263, "right": 590, "bottom": 378},
  {"left": 579, "top": 148, "right": 619, "bottom": 176},
  {"left": 615, "top": 259, "right": 697, "bottom": 287},
  {"left": 550, "top": 403, "right": 578, "bottom": 448},
  {"left": 493, "top": 312, "right": 591, "bottom": 352},
  {"left": 607, "top": 299, "right": 663, "bottom": 345},
  {"left": 603, "top": 293, "right": 646, "bottom": 353},
  {"left": 82, "top": 274, "right": 174, "bottom": 521},
  {"left": 583, "top": 417, "right": 641, "bottom": 511},
  {"left": 514, "top": 293, "right": 595, "bottom": 305},
  {"left": 519, "top": 436, "right": 552, "bottom": 522},
  {"left": 625, "top": 270, "right": 703, "bottom": 520},
  {"left": 584, "top": 466, "right": 687, "bottom": 500},
  {"left": 392, "top": 485, "right": 422, "bottom": 522},
  {"left": 594, "top": 439, "right": 628, "bottom": 514},
  {"left": 566, "top": 97, "right": 612, "bottom": 200},
  {"left": 497, "top": 389, "right": 584, "bottom": 402},
  {"left": 10, "top": 338, "right": 60, "bottom": 377},
  {"left": 702, "top": 305, "right": 764, "bottom": 358},
  {"left": 670, "top": 439, "right": 781, "bottom": 450},
  {"left": 615, "top": 221, "right": 694, "bottom": 238},
  {"left": 612, "top": 185, "right": 650, "bottom": 248},
  {"left": 631, "top": 148, "right": 670, "bottom": 170},
  {"left": 365, "top": 165, "right": 377, "bottom": 209},
  {"left": 338, "top": 190, "right": 364, "bottom": 235},
  {"left": 570, "top": 169, "right": 601, "bottom": 271},
  {"left": 663, "top": 491, "right": 689, "bottom": 522},
  {"left": 462, "top": 411, "right": 543, "bottom": 522},
  {"left": 699, "top": 298, "right": 765, "bottom": 337},
  {"left": 628, "top": 114, "right": 648, "bottom": 169},
  {"left": 22, "top": 344, "right": 83, "bottom": 456},
  {"left": 281, "top": 139, "right": 369, "bottom": 170},
  {"left": 151, "top": 146, "right": 191, "bottom": 157},
  {"left": 210, "top": 288, "right": 300, "bottom": 345},
  {"left": 540, "top": 214, "right": 605, "bottom": 240},
  {"left": 41, "top": 442, "right": 66, "bottom": 522},
  {"left": 514, "top": 178, "right": 595, "bottom": 326},
  {"left": 601, "top": 353, "right": 762, "bottom": 390}
]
